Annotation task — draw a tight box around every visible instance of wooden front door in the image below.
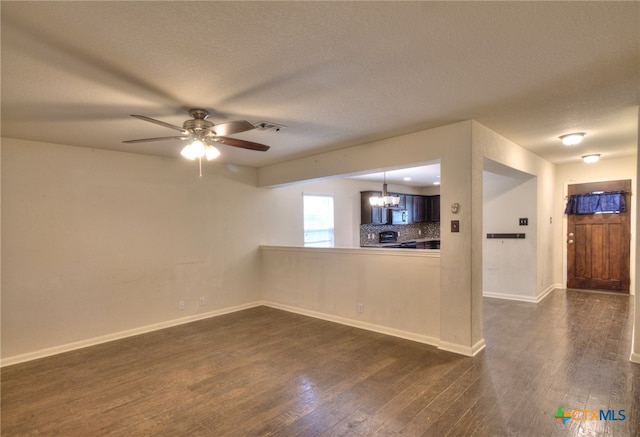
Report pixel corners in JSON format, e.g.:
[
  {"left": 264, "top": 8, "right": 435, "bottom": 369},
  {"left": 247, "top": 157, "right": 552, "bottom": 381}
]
[{"left": 567, "top": 180, "right": 631, "bottom": 293}]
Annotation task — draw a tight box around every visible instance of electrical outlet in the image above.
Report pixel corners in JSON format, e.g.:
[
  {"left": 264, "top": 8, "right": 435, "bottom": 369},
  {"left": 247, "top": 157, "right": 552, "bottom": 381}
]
[
  {"left": 179, "top": 300, "right": 185, "bottom": 310},
  {"left": 199, "top": 296, "right": 205, "bottom": 306},
  {"left": 519, "top": 218, "right": 528, "bottom": 226},
  {"left": 357, "top": 302, "right": 364, "bottom": 313}
]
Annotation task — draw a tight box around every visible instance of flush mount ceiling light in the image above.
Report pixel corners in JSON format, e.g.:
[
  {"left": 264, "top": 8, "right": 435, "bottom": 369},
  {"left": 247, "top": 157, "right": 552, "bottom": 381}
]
[
  {"left": 560, "top": 132, "right": 585, "bottom": 146},
  {"left": 582, "top": 154, "right": 601, "bottom": 164},
  {"left": 369, "top": 172, "right": 401, "bottom": 208}
]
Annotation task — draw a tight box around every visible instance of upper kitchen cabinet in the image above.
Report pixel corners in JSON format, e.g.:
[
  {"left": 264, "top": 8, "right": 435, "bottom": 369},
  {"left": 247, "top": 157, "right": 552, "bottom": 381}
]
[
  {"left": 407, "top": 195, "right": 424, "bottom": 223},
  {"left": 360, "top": 191, "right": 387, "bottom": 224},
  {"left": 426, "top": 195, "right": 440, "bottom": 222},
  {"left": 407, "top": 194, "right": 439, "bottom": 223}
]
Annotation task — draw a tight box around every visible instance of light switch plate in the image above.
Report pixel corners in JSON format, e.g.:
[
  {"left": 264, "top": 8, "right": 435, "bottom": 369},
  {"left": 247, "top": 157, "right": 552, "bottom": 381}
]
[{"left": 451, "top": 220, "right": 460, "bottom": 232}]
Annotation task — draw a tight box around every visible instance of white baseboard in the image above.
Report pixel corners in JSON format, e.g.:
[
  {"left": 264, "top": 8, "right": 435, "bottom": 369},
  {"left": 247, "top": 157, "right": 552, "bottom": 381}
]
[
  {"left": 1, "top": 301, "right": 263, "bottom": 367},
  {"left": 483, "top": 285, "right": 559, "bottom": 304},
  {"left": 261, "top": 300, "right": 440, "bottom": 348},
  {"left": 3, "top": 299, "right": 492, "bottom": 367},
  {"left": 438, "top": 338, "right": 486, "bottom": 357},
  {"left": 536, "top": 284, "right": 559, "bottom": 302},
  {"left": 630, "top": 352, "right": 640, "bottom": 364},
  {"left": 482, "top": 291, "right": 538, "bottom": 303}
]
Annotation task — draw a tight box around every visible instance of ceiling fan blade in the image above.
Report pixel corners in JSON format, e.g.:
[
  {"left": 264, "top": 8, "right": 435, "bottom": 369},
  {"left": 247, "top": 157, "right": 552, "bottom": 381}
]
[
  {"left": 213, "top": 136, "right": 270, "bottom": 152},
  {"left": 123, "top": 136, "right": 189, "bottom": 144},
  {"left": 211, "top": 120, "right": 255, "bottom": 136},
  {"left": 131, "top": 114, "right": 186, "bottom": 132}
]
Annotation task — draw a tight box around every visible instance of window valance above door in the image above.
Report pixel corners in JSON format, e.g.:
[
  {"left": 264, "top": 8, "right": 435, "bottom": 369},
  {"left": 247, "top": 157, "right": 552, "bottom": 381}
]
[{"left": 564, "top": 191, "right": 626, "bottom": 215}]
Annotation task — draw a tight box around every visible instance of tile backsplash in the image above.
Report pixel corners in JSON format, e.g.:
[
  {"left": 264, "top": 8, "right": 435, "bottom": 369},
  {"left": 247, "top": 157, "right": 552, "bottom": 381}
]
[{"left": 360, "top": 222, "right": 440, "bottom": 246}]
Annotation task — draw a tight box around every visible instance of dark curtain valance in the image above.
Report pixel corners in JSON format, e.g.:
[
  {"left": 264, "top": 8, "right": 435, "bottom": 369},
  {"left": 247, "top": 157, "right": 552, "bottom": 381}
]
[{"left": 564, "top": 191, "right": 626, "bottom": 215}]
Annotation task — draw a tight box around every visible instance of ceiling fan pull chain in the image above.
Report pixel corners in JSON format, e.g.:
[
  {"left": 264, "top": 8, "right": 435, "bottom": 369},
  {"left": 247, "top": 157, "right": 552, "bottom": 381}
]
[{"left": 199, "top": 156, "right": 203, "bottom": 177}]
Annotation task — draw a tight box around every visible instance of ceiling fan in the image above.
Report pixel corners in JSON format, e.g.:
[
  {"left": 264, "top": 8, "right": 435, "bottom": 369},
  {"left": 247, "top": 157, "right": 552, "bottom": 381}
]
[{"left": 123, "top": 109, "right": 270, "bottom": 173}]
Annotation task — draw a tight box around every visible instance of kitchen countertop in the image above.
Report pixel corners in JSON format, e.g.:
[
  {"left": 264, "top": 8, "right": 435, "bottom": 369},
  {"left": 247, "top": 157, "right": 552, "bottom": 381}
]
[{"left": 361, "top": 238, "right": 440, "bottom": 248}]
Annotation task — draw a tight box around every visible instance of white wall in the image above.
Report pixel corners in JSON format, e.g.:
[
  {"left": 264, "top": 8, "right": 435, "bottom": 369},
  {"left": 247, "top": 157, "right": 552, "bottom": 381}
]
[
  {"left": 1, "top": 138, "right": 267, "bottom": 362},
  {"left": 555, "top": 156, "right": 637, "bottom": 294},
  {"left": 483, "top": 170, "right": 538, "bottom": 301},
  {"left": 261, "top": 246, "right": 440, "bottom": 344}
]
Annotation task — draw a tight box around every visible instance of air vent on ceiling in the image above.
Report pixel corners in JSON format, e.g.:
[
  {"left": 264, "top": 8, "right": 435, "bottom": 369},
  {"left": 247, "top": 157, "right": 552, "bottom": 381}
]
[{"left": 255, "top": 121, "right": 286, "bottom": 132}]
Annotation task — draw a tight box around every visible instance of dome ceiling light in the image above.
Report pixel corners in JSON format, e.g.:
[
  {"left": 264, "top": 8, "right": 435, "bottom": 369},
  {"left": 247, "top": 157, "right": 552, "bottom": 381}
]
[
  {"left": 582, "top": 154, "right": 601, "bottom": 164},
  {"left": 559, "top": 132, "right": 585, "bottom": 146}
]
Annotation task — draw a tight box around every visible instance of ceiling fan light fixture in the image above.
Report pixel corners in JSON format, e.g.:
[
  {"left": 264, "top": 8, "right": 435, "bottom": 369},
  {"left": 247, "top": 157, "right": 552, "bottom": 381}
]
[
  {"left": 180, "top": 140, "right": 205, "bottom": 160},
  {"left": 560, "top": 132, "right": 585, "bottom": 146},
  {"left": 205, "top": 145, "right": 220, "bottom": 161},
  {"left": 191, "top": 140, "right": 206, "bottom": 156},
  {"left": 180, "top": 145, "right": 197, "bottom": 160},
  {"left": 582, "top": 154, "right": 601, "bottom": 164}
]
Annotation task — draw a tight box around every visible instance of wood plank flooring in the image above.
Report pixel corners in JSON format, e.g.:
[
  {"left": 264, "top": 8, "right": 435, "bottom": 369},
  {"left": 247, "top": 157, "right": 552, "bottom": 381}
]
[{"left": 2, "top": 289, "right": 639, "bottom": 436}]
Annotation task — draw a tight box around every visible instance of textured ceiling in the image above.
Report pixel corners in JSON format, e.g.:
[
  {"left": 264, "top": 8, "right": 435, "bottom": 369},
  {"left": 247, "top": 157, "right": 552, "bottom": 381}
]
[{"left": 1, "top": 1, "right": 638, "bottom": 169}]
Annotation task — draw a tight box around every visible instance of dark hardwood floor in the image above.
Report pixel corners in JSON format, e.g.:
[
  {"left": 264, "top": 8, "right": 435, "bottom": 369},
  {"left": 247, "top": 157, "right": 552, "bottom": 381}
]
[{"left": 2, "top": 289, "right": 639, "bottom": 436}]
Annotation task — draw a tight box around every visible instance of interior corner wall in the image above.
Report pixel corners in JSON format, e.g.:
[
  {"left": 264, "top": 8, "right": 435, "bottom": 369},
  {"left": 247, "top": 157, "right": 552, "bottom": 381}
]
[
  {"left": 482, "top": 171, "right": 537, "bottom": 301},
  {"left": 472, "top": 121, "right": 557, "bottom": 298},
  {"left": 1, "top": 138, "right": 266, "bottom": 362}
]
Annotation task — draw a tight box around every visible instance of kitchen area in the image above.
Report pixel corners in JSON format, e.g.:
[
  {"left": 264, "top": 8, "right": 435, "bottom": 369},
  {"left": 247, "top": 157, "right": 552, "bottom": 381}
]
[{"left": 356, "top": 166, "right": 441, "bottom": 251}]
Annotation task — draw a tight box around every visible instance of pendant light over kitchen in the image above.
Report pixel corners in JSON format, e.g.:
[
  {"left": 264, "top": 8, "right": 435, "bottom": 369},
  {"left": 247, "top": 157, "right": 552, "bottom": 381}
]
[{"left": 369, "top": 172, "right": 400, "bottom": 208}]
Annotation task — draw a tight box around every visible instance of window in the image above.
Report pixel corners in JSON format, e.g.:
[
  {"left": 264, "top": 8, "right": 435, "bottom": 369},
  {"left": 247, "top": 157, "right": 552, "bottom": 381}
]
[{"left": 303, "top": 194, "right": 334, "bottom": 247}]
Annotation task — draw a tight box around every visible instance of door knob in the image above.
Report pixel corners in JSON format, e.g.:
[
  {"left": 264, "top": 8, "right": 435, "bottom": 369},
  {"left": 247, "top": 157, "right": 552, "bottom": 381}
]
[
  {"left": 568, "top": 232, "right": 574, "bottom": 237},
  {"left": 568, "top": 239, "right": 574, "bottom": 244}
]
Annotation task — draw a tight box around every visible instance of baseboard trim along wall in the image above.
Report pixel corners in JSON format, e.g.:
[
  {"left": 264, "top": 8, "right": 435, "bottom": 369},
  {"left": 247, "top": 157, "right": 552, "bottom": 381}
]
[
  {"left": 631, "top": 352, "right": 640, "bottom": 364},
  {"left": 4, "top": 297, "right": 516, "bottom": 367},
  {"left": 438, "top": 338, "right": 486, "bottom": 357},
  {"left": 0, "top": 302, "right": 263, "bottom": 368},
  {"left": 482, "top": 284, "right": 558, "bottom": 304},
  {"left": 262, "top": 300, "right": 441, "bottom": 349}
]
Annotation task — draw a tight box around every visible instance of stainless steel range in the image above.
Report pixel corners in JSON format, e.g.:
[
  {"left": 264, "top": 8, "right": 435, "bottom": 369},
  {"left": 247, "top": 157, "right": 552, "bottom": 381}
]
[{"left": 378, "top": 231, "right": 398, "bottom": 244}]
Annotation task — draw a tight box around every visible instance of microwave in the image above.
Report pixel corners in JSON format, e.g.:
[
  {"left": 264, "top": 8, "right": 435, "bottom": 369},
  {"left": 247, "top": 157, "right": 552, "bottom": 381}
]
[{"left": 391, "top": 209, "right": 409, "bottom": 225}]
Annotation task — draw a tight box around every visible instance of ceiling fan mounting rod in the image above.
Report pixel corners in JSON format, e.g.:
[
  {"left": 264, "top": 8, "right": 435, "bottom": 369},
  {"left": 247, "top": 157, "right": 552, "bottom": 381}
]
[
  {"left": 189, "top": 108, "right": 209, "bottom": 120},
  {"left": 184, "top": 108, "right": 213, "bottom": 131}
]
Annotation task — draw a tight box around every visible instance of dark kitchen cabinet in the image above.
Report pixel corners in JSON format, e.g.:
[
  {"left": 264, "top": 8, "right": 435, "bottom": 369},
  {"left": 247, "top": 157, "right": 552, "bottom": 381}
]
[
  {"left": 407, "top": 195, "right": 439, "bottom": 223},
  {"left": 361, "top": 192, "right": 439, "bottom": 224},
  {"left": 426, "top": 195, "right": 440, "bottom": 222},
  {"left": 360, "top": 191, "right": 387, "bottom": 224},
  {"left": 409, "top": 195, "right": 426, "bottom": 223}
]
